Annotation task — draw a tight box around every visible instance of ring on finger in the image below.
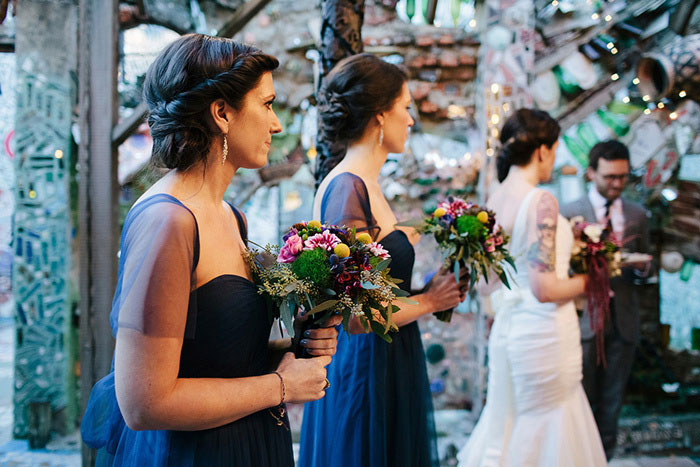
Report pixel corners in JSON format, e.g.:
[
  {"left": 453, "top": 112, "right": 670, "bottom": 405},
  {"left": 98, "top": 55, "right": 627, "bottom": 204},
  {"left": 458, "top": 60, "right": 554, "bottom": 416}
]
[{"left": 323, "top": 377, "right": 330, "bottom": 390}]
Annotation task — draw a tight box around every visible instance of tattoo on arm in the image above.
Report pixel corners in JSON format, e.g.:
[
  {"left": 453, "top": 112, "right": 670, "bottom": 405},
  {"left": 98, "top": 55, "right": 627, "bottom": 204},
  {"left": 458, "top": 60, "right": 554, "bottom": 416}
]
[{"left": 527, "top": 193, "right": 558, "bottom": 272}]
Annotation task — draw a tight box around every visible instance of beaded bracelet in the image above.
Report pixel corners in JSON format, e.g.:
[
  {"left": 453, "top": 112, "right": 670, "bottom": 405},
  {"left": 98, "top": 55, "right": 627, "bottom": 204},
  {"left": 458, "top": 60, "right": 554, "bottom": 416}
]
[{"left": 268, "top": 371, "right": 288, "bottom": 430}]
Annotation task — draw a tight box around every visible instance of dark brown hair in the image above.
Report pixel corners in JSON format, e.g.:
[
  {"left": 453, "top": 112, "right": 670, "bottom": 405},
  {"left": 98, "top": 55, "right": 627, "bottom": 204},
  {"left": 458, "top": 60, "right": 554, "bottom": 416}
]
[
  {"left": 588, "top": 140, "right": 630, "bottom": 171},
  {"left": 144, "top": 34, "right": 279, "bottom": 171},
  {"left": 496, "top": 108, "right": 561, "bottom": 182}
]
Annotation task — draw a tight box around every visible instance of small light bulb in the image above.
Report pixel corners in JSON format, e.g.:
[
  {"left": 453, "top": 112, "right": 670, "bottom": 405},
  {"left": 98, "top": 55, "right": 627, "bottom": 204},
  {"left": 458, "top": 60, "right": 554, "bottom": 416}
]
[
  {"left": 491, "top": 83, "right": 500, "bottom": 94},
  {"left": 552, "top": 0, "right": 559, "bottom": 5},
  {"left": 611, "top": 73, "right": 619, "bottom": 81},
  {"left": 606, "top": 42, "right": 614, "bottom": 49},
  {"left": 605, "top": 15, "right": 612, "bottom": 21},
  {"left": 633, "top": 77, "right": 640, "bottom": 85},
  {"left": 644, "top": 109, "right": 651, "bottom": 115},
  {"left": 486, "top": 148, "right": 495, "bottom": 157},
  {"left": 592, "top": 13, "right": 599, "bottom": 20},
  {"left": 469, "top": 19, "right": 477, "bottom": 28},
  {"left": 29, "top": 190, "right": 37, "bottom": 199},
  {"left": 54, "top": 149, "right": 63, "bottom": 159},
  {"left": 491, "top": 127, "right": 499, "bottom": 137},
  {"left": 679, "top": 90, "right": 687, "bottom": 98},
  {"left": 642, "top": 95, "right": 651, "bottom": 102},
  {"left": 622, "top": 96, "right": 630, "bottom": 103},
  {"left": 611, "top": 47, "right": 618, "bottom": 54},
  {"left": 491, "top": 114, "right": 500, "bottom": 125},
  {"left": 669, "top": 112, "right": 678, "bottom": 120},
  {"left": 657, "top": 102, "right": 665, "bottom": 109}
]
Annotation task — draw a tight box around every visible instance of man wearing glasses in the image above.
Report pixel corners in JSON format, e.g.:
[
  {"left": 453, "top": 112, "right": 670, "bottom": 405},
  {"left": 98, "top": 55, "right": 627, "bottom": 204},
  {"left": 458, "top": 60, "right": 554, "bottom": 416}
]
[{"left": 561, "top": 140, "right": 653, "bottom": 460}]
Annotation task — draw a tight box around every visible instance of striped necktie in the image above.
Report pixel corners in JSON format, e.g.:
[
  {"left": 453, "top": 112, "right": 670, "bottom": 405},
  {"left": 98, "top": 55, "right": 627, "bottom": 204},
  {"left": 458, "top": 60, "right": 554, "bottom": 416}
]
[{"left": 604, "top": 199, "right": 613, "bottom": 232}]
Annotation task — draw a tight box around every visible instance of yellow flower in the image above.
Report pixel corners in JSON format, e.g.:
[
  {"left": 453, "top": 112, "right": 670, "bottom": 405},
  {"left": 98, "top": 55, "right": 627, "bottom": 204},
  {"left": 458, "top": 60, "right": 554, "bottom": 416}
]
[
  {"left": 477, "top": 211, "right": 489, "bottom": 223},
  {"left": 334, "top": 243, "right": 351, "bottom": 258},
  {"left": 433, "top": 207, "right": 447, "bottom": 218},
  {"left": 357, "top": 232, "right": 372, "bottom": 244},
  {"left": 307, "top": 220, "right": 322, "bottom": 230}
]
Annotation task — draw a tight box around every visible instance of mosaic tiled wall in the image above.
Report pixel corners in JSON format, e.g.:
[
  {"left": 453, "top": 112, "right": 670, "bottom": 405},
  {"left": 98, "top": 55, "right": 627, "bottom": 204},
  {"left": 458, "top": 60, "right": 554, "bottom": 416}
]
[
  {"left": 0, "top": 53, "right": 16, "bottom": 321},
  {"left": 12, "top": 1, "right": 77, "bottom": 438}
]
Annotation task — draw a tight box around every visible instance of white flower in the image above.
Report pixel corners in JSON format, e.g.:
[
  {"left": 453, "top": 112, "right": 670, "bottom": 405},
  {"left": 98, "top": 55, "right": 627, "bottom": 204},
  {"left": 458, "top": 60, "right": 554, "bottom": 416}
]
[
  {"left": 614, "top": 251, "right": 622, "bottom": 264},
  {"left": 583, "top": 224, "right": 603, "bottom": 243},
  {"left": 369, "top": 242, "right": 390, "bottom": 260},
  {"left": 570, "top": 216, "right": 585, "bottom": 226}
]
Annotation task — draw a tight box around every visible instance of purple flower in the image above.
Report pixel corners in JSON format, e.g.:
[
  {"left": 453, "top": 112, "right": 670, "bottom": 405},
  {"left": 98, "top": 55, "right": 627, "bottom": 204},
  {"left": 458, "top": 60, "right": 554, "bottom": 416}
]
[
  {"left": 277, "top": 234, "right": 303, "bottom": 263},
  {"left": 282, "top": 228, "right": 299, "bottom": 242}
]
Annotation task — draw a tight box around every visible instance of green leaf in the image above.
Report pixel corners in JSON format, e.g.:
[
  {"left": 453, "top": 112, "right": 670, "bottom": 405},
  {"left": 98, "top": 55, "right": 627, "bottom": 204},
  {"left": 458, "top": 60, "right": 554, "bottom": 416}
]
[
  {"left": 499, "top": 271, "right": 512, "bottom": 290},
  {"left": 433, "top": 309, "right": 453, "bottom": 323},
  {"left": 360, "top": 281, "right": 380, "bottom": 290},
  {"left": 324, "top": 288, "right": 337, "bottom": 296},
  {"left": 308, "top": 299, "right": 339, "bottom": 315},
  {"left": 453, "top": 260, "right": 460, "bottom": 283},
  {"left": 395, "top": 218, "right": 426, "bottom": 228},
  {"left": 392, "top": 287, "right": 410, "bottom": 297},
  {"left": 375, "top": 258, "right": 392, "bottom": 271},
  {"left": 370, "top": 320, "right": 392, "bottom": 341}
]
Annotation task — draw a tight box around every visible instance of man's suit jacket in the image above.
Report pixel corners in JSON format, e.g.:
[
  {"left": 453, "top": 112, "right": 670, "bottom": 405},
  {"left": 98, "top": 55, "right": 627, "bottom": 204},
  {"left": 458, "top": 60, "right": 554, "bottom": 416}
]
[{"left": 560, "top": 196, "right": 651, "bottom": 344}]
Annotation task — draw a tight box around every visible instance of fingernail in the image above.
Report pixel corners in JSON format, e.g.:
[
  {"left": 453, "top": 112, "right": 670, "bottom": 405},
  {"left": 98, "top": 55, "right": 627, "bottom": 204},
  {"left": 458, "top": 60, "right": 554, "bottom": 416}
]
[
  {"left": 304, "top": 330, "right": 311, "bottom": 337},
  {"left": 301, "top": 339, "right": 308, "bottom": 346}
]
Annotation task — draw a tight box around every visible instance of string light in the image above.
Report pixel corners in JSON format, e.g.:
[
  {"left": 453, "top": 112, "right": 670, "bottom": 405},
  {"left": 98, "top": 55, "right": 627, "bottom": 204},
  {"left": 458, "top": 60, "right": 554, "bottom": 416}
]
[
  {"left": 54, "top": 150, "right": 63, "bottom": 159},
  {"left": 611, "top": 73, "right": 619, "bottom": 81},
  {"left": 644, "top": 109, "right": 651, "bottom": 115},
  {"left": 605, "top": 15, "right": 612, "bottom": 21},
  {"left": 502, "top": 103, "right": 510, "bottom": 112},
  {"left": 642, "top": 95, "right": 651, "bottom": 102},
  {"left": 491, "top": 83, "right": 500, "bottom": 94},
  {"left": 669, "top": 112, "right": 678, "bottom": 120},
  {"left": 552, "top": 0, "right": 559, "bottom": 5},
  {"left": 29, "top": 190, "right": 37, "bottom": 199},
  {"left": 592, "top": 13, "right": 599, "bottom": 20},
  {"left": 469, "top": 19, "right": 477, "bottom": 28},
  {"left": 632, "top": 77, "right": 640, "bottom": 85},
  {"left": 611, "top": 47, "right": 618, "bottom": 54},
  {"left": 622, "top": 96, "right": 630, "bottom": 103},
  {"left": 490, "top": 114, "right": 500, "bottom": 125},
  {"left": 657, "top": 102, "right": 665, "bottom": 109},
  {"left": 606, "top": 42, "right": 614, "bottom": 49},
  {"left": 491, "top": 127, "right": 499, "bottom": 137},
  {"left": 679, "top": 90, "right": 687, "bottom": 98},
  {"left": 486, "top": 148, "right": 494, "bottom": 157}
]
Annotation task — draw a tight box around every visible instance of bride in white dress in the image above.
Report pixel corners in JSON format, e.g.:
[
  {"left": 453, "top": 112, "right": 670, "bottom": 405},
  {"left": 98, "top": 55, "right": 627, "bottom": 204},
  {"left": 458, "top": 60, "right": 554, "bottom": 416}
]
[{"left": 458, "top": 109, "right": 606, "bottom": 467}]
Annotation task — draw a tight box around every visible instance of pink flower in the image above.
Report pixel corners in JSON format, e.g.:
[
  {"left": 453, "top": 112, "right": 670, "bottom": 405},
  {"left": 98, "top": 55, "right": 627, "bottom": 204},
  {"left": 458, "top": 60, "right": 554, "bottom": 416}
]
[
  {"left": 304, "top": 231, "right": 341, "bottom": 251},
  {"left": 484, "top": 239, "right": 496, "bottom": 253},
  {"left": 369, "top": 242, "right": 390, "bottom": 260},
  {"left": 494, "top": 235, "right": 504, "bottom": 246},
  {"left": 439, "top": 198, "right": 470, "bottom": 217},
  {"left": 277, "top": 234, "right": 303, "bottom": 263}
]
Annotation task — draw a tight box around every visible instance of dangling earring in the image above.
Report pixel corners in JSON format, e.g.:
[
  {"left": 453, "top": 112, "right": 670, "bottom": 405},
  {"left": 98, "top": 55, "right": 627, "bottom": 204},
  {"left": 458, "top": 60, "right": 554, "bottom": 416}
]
[
  {"left": 221, "top": 135, "right": 228, "bottom": 166},
  {"left": 378, "top": 124, "right": 384, "bottom": 146}
]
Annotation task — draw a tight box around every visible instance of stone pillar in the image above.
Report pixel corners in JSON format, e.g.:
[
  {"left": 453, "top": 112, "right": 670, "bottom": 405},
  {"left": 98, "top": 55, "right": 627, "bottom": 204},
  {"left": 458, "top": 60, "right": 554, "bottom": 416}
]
[{"left": 12, "top": 0, "right": 78, "bottom": 444}]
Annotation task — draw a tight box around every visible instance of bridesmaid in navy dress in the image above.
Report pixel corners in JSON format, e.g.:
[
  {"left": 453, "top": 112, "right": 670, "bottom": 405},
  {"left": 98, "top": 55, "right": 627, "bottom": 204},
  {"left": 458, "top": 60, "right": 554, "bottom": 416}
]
[
  {"left": 299, "top": 54, "right": 466, "bottom": 467},
  {"left": 81, "top": 34, "right": 339, "bottom": 466}
]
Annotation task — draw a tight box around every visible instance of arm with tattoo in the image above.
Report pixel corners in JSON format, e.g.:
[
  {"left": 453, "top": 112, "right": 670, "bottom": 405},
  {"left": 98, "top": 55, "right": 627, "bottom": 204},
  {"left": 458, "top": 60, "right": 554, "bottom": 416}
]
[{"left": 527, "top": 192, "right": 557, "bottom": 272}]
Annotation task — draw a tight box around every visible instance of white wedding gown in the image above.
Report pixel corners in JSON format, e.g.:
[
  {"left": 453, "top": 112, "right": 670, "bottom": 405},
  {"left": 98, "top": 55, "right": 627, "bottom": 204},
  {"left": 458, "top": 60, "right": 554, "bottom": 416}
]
[{"left": 458, "top": 189, "right": 606, "bottom": 467}]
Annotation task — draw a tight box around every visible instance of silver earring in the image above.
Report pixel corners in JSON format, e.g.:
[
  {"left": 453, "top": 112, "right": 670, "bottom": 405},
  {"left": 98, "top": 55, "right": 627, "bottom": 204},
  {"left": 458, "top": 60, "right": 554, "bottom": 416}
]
[
  {"left": 222, "top": 135, "right": 228, "bottom": 166},
  {"left": 378, "top": 125, "right": 384, "bottom": 146}
]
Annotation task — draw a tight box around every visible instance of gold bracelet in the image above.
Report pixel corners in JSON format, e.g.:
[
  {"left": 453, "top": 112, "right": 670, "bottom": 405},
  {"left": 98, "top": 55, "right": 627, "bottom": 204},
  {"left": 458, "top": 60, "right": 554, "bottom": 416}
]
[
  {"left": 272, "top": 371, "right": 285, "bottom": 405},
  {"left": 268, "top": 372, "right": 288, "bottom": 430}
]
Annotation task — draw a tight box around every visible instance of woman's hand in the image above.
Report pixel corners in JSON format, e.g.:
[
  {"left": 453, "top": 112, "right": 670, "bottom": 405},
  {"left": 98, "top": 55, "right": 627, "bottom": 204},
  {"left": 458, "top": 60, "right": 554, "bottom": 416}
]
[
  {"left": 275, "top": 352, "right": 332, "bottom": 403},
  {"left": 424, "top": 269, "right": 464, "bottom": 313},
  {"left": 295, "top": 313, "right": 342, "bottom": 357}
]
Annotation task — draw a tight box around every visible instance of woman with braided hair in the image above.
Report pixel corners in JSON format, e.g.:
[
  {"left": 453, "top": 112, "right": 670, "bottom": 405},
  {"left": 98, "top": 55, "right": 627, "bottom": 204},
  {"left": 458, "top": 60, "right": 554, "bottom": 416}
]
[
  {"left": 298, "top": 53, "right": 466, "bottom": 467},
  {"left": 80, "top": 34, "right": 339, "bottom": 466}
]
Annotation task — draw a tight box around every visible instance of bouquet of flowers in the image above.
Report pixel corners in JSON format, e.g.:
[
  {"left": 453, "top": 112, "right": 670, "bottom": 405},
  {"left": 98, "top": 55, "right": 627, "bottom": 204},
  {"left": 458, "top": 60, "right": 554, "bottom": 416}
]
[
  {"left": 569, "top": 217, "right": 623, "bottom": 366},
  {"left": 246, "top": 221, "right": 411, "bottom": 344},
  {"left": 400, "top": 196, "right": 515, "bottom": 323}
]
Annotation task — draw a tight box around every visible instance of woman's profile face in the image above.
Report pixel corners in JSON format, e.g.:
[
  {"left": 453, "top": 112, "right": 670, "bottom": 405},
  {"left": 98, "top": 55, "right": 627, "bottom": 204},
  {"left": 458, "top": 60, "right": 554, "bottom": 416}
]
[
  {"left": 381, "top": 82, "right": 414, "bottom": 154},
  {"left": 226, "top": 72, "right": 283, "bottom": 169}
]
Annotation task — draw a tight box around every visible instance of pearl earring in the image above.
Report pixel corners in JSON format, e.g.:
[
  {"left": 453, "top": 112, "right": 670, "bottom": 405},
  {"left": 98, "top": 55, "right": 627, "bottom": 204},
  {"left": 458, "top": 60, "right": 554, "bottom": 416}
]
[
  {"left": 222, "top": 135, "right": 228, "bottom": 166},
  {"left": 378, "top": 125, "right": 384, "bottom": 146}
]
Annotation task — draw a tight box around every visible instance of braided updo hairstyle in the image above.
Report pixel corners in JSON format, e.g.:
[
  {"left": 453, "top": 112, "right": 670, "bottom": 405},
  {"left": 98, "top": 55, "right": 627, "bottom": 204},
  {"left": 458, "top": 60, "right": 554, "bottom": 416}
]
[
  {"left": 143, "top": 34, "right": 279, "bottom": 171},
  {"left": 315, "top": 53, "right": 408, "bottom": 186},
  {"left": 496, "top": 108, "right": 560, "bottom": 183}
]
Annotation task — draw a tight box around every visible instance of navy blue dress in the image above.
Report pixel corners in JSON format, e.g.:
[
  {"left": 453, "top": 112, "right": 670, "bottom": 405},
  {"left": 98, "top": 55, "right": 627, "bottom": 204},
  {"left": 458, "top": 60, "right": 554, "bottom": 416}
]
[
  {"left": 81, "top": 194, "right": 293, "bottom": 466},
  {"left": 298, "top": 173, "right": 439, "bottom": 467}
]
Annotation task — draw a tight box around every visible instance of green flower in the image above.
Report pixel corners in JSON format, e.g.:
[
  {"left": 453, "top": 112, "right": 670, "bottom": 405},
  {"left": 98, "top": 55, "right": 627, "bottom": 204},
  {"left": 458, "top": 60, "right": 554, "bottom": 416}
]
[
  {"left": 292, "top": 248, "right": 331, "bottom": 287},
  {"left": 456, "top": 215, "right": 486, "bottom": 238}
]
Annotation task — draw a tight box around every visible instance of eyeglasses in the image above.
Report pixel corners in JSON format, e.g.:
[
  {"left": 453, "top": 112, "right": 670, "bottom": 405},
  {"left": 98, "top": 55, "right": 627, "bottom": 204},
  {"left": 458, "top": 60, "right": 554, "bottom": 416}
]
[{"left": 600, "top": 174, "right": 628, "bottom": 182}]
